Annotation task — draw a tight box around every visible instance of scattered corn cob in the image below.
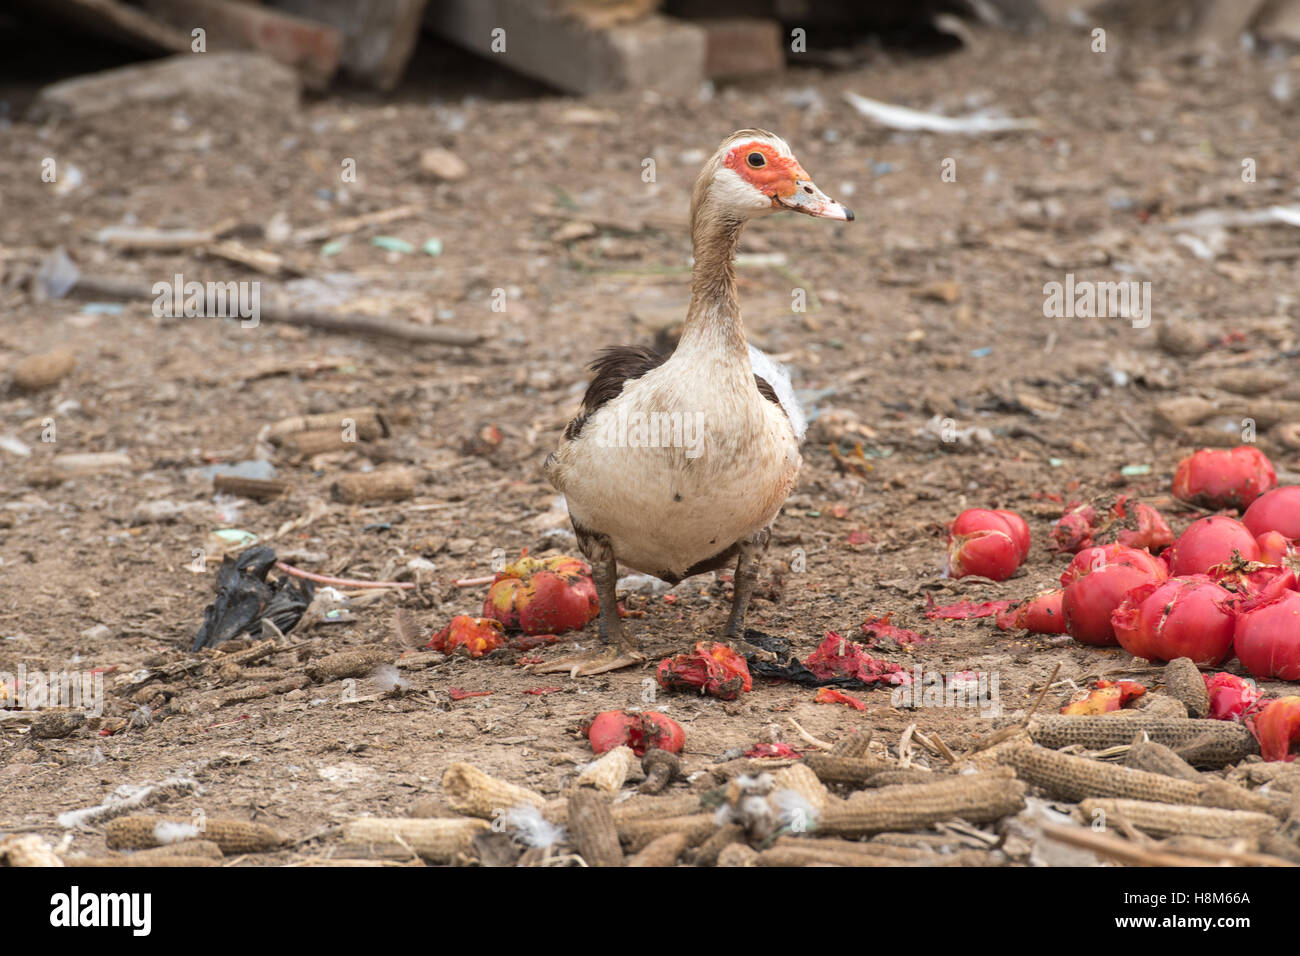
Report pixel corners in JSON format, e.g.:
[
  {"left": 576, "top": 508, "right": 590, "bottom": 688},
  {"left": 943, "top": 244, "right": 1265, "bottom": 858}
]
[
  {"left": 1164, "top": 658, "right": 1210, "bottom": 718},
  {"left": 691, "top": 823, "right": 745, "bottom": 867},
  {"left": 305, "top": 645, "right": 394, "bottom": 682},
  {"left": 106, "top": 815, "right": 284, "bottom": 853},
  {"left": 0, "top": 835, "right": 63, "bottom": 867},
  {"left": 1124, "top": 739, "right": 1202, "bottom": 782},
  {"left": 717, "top": 843, "right": 758, "bottom": 867},
  {"left": 1128, "top": 694, "right": 1188, "bottom": 719},
  {"left": 133, "top": 840, "right": 224, "bottom": 861},
  {"left": 708, "top": 757, "right": 799, "bottom": 782},
  {"left": 770, "top": 763, "right": 831, "bottom": 812},
  {"left": 830, "top": 731, "right": 873, "bottom": 758},
  {"left": 1027, "top": 716, "right": 1255, "bottom": 767},
  {"left": 442, "top": 763, "right": 546, "bottom": 819},
  {"left": 1197, "top": 779, "right": 1291, "bottom": 820},
  {"left": 1079, "top": 798, "right": 1278, "bottom": 840},
  {"left": 566, "top": 791, "right": 624, "bottom": 867},
  {"left": 617, "top": 814, "right": 716, "bottom": 853},
  {"left": 342, "top": 817, "right": 489, "bottom": 863},
  {"left": 816, "top": 773, "right": 1025, "bottom": 837},
  {"left": 332, "top": 468, "right": 416, "bottom": 504},
  {"left": 626, "top": 831, "right": 691, "bottom": 867},
  {"left": 541, "top": 792, "right": 700, "bottom": 825},
  {"left": 576, "top": 745, "right": 635, "bottom": 794},
  {"left": 865, "top": 768, "right": 944, "bottom": 788},
  {"left": 1001, "top": 744, "right": 1205, "bottom": 804},
  {"left": 804, "top": 754, "right": 890, "bottom": 787},
  {"left": 64, "top": 855, "right": 220, "bottom": 867}
]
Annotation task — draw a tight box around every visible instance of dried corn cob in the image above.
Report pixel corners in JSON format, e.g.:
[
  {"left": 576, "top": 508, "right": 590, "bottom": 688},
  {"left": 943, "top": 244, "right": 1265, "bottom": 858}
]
[
  {"left": 106, "top": 815, "right": 284, "bottom": 853},
  {"left": 816, "top": 774, "right": 1025, "bottom": 837},
  {"left": 1027, "top": 716, "right": 1256, "bottom": 767},
  {"left": 866, "top": 769, "right": 945, "bottom": 788},
  {"left": 804, "top": 754, "right": 890, "bottom": 787},
  {"left": 626, "top": 831, "right": 691, "bottom": 867},
  {"left": 618, "top": 814, "right": 716, "bottom": 853},
  {"left": 133, "top": 840, "right": 223, "bottom": 861},
  {"left": 1164, "top": 658, "right": 1210, "bottom": 718},
  {"left": 717, "top": 843, "right": 758, "bottom": 867},
  {"left": 442, "top": 763, "right": 546, "bottom": 819},
  {"left": 1124, "top": 739, "right": 1202, "bottom": 781},
  {"left": 770, "top": 763, "right": 831, "bottom": 812},
  {"left": 576, "top": 746, "right": 634, "bottom": 794},
  {"left": 542, "top": 792, "right": 700, "bottom": 825},
  {"left": 1128, "top": 694, "right": 1188, "bottom": 719},
  {"left": 1197, "top": 779, "right": 1291, "bottom": 820},
  {"left": 64, "top": 855, "right": 220, "bottom": 867},
  {"left": 342, "top": 817, "right": 489, "bottom": 863},
  {"left": 305, "top": 645, "right": 394, "bottom": 682},
  {"left": 1079, "top": 798, "right": 1278, "bottom": 840},
  {"left": 830, "top": 731, "right": 873, "bottom": 758},
  {"left": 691, "top": 823, "right": 745, "bottom": 867},
  {"left": 567, "top": 791, "right": 624, "bottom": 867},
  {"left": 0, "top": 835, "right": 63, "bottom": 867},
  {"left": 1001, "top": 744, "right": 1205, "bottom": 804}
]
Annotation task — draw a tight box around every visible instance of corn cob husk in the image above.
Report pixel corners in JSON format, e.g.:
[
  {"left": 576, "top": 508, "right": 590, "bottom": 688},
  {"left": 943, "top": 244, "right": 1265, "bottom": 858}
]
[
  {"left": 756, "top": 836, "right": 996, "bottom": 868},
  {"left": 1164, "top": 658, "right": 1210, "bottom": 718},
  {"left": 816, "top": 773, "right": 1026, "bottom": 837},
  {"left": 576, "top": 746, "right": 635, "bottom": 794},
  {"left": 618, "top": 814, "right": 716, "bottom": 853},
  {"left": 1027, "top": 716, "right": 1256, "bottom": 767},
  {"left": 266, "top": 408, "right": 389, "bottom": 442},
  {"left": 1079, "top": 798, "right": 1279, "bottom": 840},
  {"left": 105, "top": 815, "right": 283, "bottom": 853},
  {"left": 1124, "top": 739, "right": 1203, "bottom": 781},
  {"left": 626, "top": 831, "right": 691, "bottom": 867},
  {"left": 442, "top": 762, "right": 546, "bottom": 819},
  {"left": 716, "top": 843, "right": 759, "bottom": 867},
  {"left": 342, "top": 816, "right": 489, "bottom": 863},
  {"left": 1001, "top": 744, "right": 1205, "bottom": 804},
  {"left": 566, "top": 791, "right": 623, "bottom": 867},
  {"left": 804, "top": 754, "right": 890, "bottom": 787},
  {"left": 0, "top": 835, "right": 63, "bottom": 867},
  {"left": 770, "top": 762, "right": 831, "bottom": 812}
]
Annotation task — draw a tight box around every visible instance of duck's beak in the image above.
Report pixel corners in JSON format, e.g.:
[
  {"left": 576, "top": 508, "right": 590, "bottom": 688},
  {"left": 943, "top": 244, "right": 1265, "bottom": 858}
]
[{"left": 776, "top": 178, "right": 854, "bottom": 221}]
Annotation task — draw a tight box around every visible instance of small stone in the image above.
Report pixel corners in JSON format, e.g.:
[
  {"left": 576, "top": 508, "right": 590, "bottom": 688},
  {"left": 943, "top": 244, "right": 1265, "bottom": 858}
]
[
  {"left": 11, "top": 350, "right": 77, "bottom": 391},
  {"left": 419, "top": 147, "right": 469, "bottom": 181}
]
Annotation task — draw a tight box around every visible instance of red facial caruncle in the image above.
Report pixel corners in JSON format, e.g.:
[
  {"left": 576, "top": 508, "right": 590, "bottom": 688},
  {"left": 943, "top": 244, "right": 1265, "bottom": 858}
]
[{"left": 725, "top": 141, "right": 804, "bottom": 201}]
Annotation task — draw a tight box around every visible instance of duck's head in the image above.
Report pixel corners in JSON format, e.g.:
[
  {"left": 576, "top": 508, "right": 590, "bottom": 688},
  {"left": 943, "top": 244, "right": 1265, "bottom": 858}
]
[{"left": 693, "top": 129, "right": 854, "bottom": 225}]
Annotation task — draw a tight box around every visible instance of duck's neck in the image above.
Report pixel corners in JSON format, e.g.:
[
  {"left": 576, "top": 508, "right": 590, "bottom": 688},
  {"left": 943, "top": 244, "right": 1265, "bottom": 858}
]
[{"left": 678, "top": 202, "right": 747, "bottom": 361}]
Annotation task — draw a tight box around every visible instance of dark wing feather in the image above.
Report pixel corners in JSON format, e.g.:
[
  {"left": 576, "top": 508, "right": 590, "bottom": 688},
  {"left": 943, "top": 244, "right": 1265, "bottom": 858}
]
[
  {"left": 564, "top": 345, "right": 668, "bottom": 440},
  {"left": 562, "top": 344, "right": 786, "bottom": 441}
]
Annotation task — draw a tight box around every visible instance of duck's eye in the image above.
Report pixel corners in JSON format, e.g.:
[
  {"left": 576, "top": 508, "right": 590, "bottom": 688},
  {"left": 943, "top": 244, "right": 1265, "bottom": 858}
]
[{"left": 746, "top": 152, "right": 766, "bottom": 168}]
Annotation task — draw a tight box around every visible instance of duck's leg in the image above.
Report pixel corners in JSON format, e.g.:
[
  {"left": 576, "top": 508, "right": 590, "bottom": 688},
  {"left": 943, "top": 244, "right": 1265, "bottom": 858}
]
[
  {"left": 532, "top": 527, "right": 645, "bottom": 676},
  {"left": 723, "top": 527, "right": 777, "bottom": 660}
]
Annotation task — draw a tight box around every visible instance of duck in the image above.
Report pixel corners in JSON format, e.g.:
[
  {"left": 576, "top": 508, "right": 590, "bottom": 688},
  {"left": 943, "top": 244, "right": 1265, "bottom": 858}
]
[{"left": 538, "top": 129, "right": 853, "bottom": 675}]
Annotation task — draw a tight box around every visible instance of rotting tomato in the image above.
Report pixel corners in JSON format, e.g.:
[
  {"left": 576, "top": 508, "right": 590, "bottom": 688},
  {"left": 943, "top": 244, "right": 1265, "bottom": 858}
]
[
  {"left": 483, "top": 553, "right": 599, "bottom": 635},
  {"left": 1172, "top": 446, "right": 1277, "bottom": 510},
  {"left": 1111, "top": 576, "right": 1235, "bottom": 666}
]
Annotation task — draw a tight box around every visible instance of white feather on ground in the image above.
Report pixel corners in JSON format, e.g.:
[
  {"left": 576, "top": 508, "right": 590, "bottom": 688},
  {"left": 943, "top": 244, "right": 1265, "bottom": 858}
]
[
  {"left": 505, "top": 805, "right": 566, "bottom": 849},
  {"left": 748, "top": 345, "right": 807, "bottom": 442}
]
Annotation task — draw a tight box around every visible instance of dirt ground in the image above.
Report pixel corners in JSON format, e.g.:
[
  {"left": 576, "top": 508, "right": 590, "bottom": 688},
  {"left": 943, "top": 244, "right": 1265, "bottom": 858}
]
[{"left": 1, "top": 25, "right": 1298, "bottom": 863}]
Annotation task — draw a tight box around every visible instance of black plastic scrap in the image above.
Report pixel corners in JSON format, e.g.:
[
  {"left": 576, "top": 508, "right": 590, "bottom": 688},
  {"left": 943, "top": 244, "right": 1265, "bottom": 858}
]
[
  {"left": 741, "top": 630, "right": 864, "bottom": 688},
  {"left": 192, "top": 546, "right": 314, "bottom": 651}
]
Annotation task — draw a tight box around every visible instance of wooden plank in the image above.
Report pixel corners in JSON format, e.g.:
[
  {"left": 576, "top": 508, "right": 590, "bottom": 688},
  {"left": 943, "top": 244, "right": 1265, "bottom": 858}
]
[
  {"left": 269, "top": 0, "right": 429, "bottom": 90},
  {"left": 424, "top": 0, "right": 705, "bottom": 96}
]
